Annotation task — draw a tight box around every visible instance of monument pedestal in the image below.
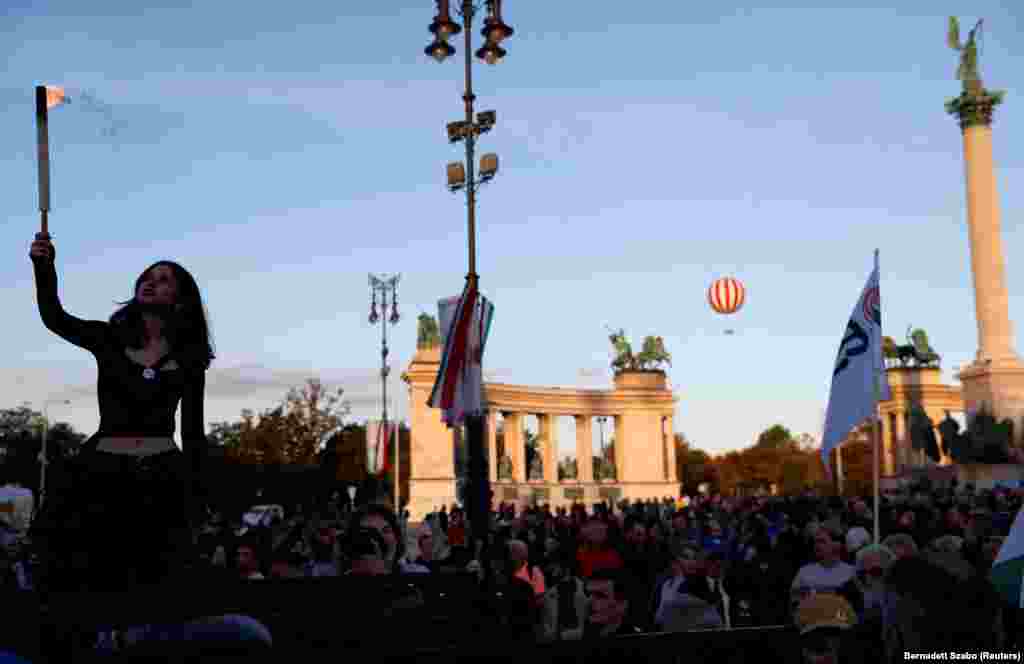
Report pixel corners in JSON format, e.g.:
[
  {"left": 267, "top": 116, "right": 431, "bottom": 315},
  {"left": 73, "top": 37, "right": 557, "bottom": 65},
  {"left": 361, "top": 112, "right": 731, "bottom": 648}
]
[
  {"left": 402, "top": 345, "right": 458, "bottom": 521},
  {"left": 491, "top": 481, "right": 677, "bottom": 510},
  {"left": 406, "top": 478, "right": 458, "bottom": 521},
  {"left": 956, "top": 462, "right": 1024, "bottom": 489},
  {"left": 956, "top": 359, "right": 1024, "bottom": 447}
]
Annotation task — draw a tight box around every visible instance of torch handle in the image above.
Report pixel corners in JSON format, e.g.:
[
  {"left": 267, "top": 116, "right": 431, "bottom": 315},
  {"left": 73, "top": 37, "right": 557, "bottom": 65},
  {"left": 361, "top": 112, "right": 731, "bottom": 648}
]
[{"left": 35, "top": 86, "right": 50, "bottom": 227}]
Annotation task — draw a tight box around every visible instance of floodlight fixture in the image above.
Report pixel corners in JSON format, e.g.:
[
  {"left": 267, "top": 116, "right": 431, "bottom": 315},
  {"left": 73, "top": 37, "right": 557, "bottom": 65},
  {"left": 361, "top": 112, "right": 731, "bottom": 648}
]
[
  {"left": 479, "top": 153, "right": 499, "bottom": 181},
  {"left": 447, "top": 161, "right": 466, "bottom": 190}
]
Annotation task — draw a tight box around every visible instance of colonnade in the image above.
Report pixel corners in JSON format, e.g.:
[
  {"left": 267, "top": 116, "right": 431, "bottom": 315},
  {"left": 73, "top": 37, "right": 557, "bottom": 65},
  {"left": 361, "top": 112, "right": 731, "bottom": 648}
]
[{"left": 401, "top": 345, "right": 679, "bottom": 519}]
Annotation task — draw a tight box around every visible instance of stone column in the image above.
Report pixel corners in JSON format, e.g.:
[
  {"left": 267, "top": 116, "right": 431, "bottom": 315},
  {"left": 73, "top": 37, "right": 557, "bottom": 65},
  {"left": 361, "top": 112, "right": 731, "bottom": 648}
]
[
  {"left": 664, "top": 414, "right": 678, "bottom": 483},
  {"left": 894, "top": 410, "right": 907, "bottom": 473},
  {"left": 503, "top": 411, "right": 525, "bottom": 483},
  {"left": 487, "top": 411, "right": 498, "bottom": 483},
  {"left": 613, "top": 415, "right": 625, "bottom": 481},
  {"left": 575, "top": 415, "right": 593, "bottom": 482},
  {"left": 879, "top": 415, "right": 893, "bottom": 478},
  {"left": 950, "top": 87, "right": 1024, "bottom": 440},
  {"left": 951, "top": 89, "right": 1019, "bottom": 366},
  {"left": 540, "top": 414, "right": 558, "bottom": 483}
]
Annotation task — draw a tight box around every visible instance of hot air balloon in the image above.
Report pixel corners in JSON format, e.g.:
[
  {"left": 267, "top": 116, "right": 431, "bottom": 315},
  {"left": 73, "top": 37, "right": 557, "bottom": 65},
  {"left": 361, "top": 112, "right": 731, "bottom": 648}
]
[{"left": 708, "top": 276, "right": 745, "bottom": 334}]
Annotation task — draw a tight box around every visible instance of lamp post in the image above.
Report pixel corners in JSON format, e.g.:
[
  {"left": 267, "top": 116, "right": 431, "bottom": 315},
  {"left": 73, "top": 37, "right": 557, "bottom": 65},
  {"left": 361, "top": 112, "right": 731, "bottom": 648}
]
[
  {"left": 424, "top": 0, "right": 514, "bottom": 559},
  {"left": 368, "top": 274, "right": 401, "bottom": 509},
  {"left": 597, "top": 416, "right": 607, "bottom": 480},
  {"left": 37, "top": 398, "right": 70, "bottom": 514}
]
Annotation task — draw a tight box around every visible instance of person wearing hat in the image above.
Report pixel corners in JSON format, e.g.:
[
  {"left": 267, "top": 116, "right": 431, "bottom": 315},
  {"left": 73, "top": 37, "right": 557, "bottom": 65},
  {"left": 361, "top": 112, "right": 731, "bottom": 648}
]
[{"left": 793, "top": 593, "right": 857, "bottom": 664}]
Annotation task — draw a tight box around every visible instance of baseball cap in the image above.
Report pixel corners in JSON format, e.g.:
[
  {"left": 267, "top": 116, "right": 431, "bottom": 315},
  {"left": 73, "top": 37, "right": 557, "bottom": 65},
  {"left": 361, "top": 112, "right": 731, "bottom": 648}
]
[{"left": 794, "top": 593, "right": 857, "bottom": 635}]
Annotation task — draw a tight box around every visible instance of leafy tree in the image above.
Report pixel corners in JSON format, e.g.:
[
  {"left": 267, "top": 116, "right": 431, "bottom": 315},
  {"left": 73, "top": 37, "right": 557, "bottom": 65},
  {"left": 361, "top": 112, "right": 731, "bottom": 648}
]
[
  {"left": 0, "top": 406, "right": 87, "bottom": 492},
  {"left": 756, "top": 424, "right": 795, "bottom": 450},
  {"left": 829, "top": 422, "right": 873, "bottom": 496},
  {"left": 705, "top": 425, "right": 825, "bottom": 497},
  {"left": 680, "top": 448, "right": 714, "bottom": 493},
  {"left": 212, "top": 378, "right": 350, "bottom": 466}
]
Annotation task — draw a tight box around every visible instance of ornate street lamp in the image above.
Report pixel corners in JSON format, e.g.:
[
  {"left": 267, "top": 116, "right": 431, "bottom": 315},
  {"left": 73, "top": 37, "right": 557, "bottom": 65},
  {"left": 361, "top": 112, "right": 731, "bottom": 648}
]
[
  {"left": 368, "top": 273, "right": 401, "bottom": 507},
  {"left": 423, "top": 0, "right": 514, "bottom": 564}
]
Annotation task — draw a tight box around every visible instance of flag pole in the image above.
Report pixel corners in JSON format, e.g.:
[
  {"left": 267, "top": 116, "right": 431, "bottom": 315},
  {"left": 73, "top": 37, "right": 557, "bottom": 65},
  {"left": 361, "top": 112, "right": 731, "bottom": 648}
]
[
  {"left": 872, "top": 367, "right": 882, "bottom": 545},
  {"left": 873, "top": 248, "right": 882, "bottom": 546},
  {"left": 35, "top": 86, "right": 51, "bottom": 237},
  {"left": 835, "top": 445, "right": 844, "bottom": 496}
]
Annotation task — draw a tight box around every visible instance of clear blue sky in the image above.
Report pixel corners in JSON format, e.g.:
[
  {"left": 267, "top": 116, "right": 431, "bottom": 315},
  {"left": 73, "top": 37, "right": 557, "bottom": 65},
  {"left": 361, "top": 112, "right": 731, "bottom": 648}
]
[{"left": 1, "top": 1, "right": 1022, "bottom": 458}]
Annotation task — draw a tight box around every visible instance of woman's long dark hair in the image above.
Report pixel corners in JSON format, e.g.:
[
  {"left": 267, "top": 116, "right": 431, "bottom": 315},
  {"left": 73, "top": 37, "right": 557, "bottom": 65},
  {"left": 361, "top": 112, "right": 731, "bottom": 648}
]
[{"left": 110, "top": 260, "right": 215, "bottom": 370}]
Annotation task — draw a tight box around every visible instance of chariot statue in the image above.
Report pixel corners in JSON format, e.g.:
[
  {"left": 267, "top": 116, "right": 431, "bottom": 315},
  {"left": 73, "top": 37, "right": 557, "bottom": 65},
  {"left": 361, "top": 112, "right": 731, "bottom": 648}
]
[
  {"left": 882, "top": 326, "right": 940, "bottom": 368},
  {"left": 607, "top": 327, "right": 671, "bottom": 373},
  {"left": 637, "top": 335, "right": 672, "bottom": 370},
  {"left": 608, "top": 327, "right": 637, "bottom": 372}
]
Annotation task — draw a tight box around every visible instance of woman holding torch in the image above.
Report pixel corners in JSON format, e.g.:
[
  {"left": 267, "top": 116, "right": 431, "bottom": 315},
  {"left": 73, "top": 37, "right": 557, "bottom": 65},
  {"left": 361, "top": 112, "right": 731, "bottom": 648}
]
[{"left": 28, "top": 233, "right": 214, "bottom": 593}]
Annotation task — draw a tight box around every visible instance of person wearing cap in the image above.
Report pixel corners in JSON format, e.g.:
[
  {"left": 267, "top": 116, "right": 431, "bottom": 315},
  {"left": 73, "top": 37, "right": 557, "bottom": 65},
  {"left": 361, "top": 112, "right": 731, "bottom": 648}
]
[{"left": 793, "top": 593, "right": 857, "bottom": 664}]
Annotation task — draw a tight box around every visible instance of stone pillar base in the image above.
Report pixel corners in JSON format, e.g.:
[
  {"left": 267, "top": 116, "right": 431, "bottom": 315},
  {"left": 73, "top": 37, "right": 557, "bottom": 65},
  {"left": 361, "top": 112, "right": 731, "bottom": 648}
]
[
  {"left": 490, "top": 481, "right": 678, "bottom": 511},
  {"left": 957, "top": 358, "right": 1024, "bottom": 447},
  {"left": 406, "top": 478, "right": 457, "bottom": 522},
  {"left": 956, "top": 463, "right": 1024, "bottom": 490}
]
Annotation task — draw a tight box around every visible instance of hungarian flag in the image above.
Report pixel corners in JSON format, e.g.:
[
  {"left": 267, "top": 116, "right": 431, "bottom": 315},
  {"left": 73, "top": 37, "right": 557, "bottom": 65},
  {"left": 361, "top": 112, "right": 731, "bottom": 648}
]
[
  {"left": 366, "top": 420, "right": 396, "bottom": 476},
  {"left": 428, "top": 283, "right": 495, "bottom": 428}
]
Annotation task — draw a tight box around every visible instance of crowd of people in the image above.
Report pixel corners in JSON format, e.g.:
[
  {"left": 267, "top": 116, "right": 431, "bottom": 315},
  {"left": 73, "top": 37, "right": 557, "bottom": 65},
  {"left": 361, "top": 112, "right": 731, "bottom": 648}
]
[
  {"left": 0, "top": 480, "right": 1021, "bottom": 661},
  {"left": 17, "top": 234, "right": 1022, "bottom": 661}
]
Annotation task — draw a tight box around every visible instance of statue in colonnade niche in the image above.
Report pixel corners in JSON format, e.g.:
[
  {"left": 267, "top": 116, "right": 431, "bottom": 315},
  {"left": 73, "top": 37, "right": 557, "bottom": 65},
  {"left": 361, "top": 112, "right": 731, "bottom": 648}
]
[
  {"left": 528, "top": 455, "right": 543, "bottom": 481},
  {"left": 497, "top": 455, "right": 513, "bottom": 481}
]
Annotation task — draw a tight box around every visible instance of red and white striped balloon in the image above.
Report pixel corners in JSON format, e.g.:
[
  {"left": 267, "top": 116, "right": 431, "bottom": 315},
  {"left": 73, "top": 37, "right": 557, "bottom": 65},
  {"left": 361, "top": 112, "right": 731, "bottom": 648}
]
[{"left": 708, "top": 276, "right": 745, "bottom": 315}]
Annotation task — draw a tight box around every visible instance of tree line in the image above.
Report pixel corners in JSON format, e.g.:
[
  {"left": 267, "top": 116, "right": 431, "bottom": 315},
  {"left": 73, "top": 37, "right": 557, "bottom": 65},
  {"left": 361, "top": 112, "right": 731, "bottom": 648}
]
[{"left": 0, "top": 383, "right": 875, "bottom": 505}]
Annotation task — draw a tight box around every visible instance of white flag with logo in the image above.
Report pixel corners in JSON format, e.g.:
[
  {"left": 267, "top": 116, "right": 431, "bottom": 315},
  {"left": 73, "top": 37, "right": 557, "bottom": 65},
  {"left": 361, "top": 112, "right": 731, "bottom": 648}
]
[
  {"left": 992, "top": 506, "right": 1024, "bottom": 607},
  {"left": 821, "top": 251, "right": 890, "bottom": 473}
]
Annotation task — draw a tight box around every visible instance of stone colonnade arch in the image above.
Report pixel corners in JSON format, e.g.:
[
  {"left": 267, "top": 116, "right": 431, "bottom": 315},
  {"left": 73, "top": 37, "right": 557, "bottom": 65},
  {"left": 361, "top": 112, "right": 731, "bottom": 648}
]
[{"left": 401, "top": 346, "right": 678, "bottom": 521}]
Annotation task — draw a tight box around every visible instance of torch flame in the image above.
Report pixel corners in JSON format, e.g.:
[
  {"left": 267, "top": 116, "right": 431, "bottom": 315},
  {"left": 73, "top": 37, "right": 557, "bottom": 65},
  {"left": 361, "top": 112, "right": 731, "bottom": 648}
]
[{"left": 44, "top": 86, "right": 68, "bottom": 110}]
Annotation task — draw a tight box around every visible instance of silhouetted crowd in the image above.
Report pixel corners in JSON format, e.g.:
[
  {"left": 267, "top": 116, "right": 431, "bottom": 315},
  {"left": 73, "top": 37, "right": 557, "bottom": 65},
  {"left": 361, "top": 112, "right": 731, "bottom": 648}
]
[{"left": 0, "top": 483, "right": 1021, "bottom": 662}]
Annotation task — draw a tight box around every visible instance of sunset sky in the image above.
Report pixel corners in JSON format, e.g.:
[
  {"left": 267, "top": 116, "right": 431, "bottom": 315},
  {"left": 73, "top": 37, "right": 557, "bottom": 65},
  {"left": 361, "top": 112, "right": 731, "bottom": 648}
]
[{"left": 2, "top": 1, "right": 1022, "bottom": 460}]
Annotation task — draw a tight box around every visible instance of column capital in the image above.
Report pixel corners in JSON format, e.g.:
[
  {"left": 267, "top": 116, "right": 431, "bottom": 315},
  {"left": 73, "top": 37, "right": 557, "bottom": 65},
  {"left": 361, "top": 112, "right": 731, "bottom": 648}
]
[{"left": 946, "top": 87, "right": 1006, "bottom": 129}]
